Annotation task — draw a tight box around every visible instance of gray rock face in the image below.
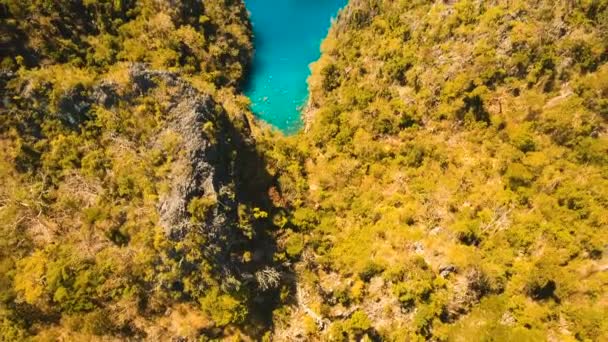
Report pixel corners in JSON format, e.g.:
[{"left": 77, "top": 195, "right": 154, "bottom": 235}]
[
  {"left": 126, "top": 65, "right": 243, "bottom": 264},
  {"left": 11, "top": 63, "right": 265, "bottom": 286},
  {"left": 38, "top": 64, "right": 244, "bottom": 271},
  {"left": 58, "top": 84, "right": 91, "bottom": 127},
  {"left": 14, "top": 60, "right": 281, "bottom": 300},
  {"left": 155, "top": 86, "right": 233, "bottom": 240},
  {"left": 91, "top": 82, "right": 118, "bottom": 108}
]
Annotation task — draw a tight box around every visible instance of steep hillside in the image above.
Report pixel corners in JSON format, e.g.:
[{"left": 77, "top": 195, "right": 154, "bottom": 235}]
[
  {"left": 0, "top": 0, "right": 251, "bottom": 86},
  {"left": 0, "top": 1, "right": 281, "bottom": 340},
  {"left": 2, "top": 0, "right": 608, "bottom": 341},
  {"left": 261, "top": 0, "right": 608, "bottom": 340}
]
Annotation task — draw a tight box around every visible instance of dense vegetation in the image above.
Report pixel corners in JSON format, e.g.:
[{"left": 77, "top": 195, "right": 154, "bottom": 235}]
[
  {"left": 0, "top": 0, "right": 283, "bottom": 340},
  {"left": 1, "top": 0, "right": 608, "bottom": 341},
  {"left": 259, "top": 0, "right": 608, "bottom": 340}
]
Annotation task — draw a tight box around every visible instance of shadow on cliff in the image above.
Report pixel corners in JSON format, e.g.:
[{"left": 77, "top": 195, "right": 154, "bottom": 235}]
[
  {"left": 126, "top": 65, "right": 290, "bottom": 337},
  {"left": 221, "top": 112, "right": 294, "bottom": 336}
]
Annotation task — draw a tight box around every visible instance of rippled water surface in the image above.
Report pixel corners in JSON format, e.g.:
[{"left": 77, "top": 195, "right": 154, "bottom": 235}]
[{"left": 244, "top": 0, "right": 347, "bottom": 133}]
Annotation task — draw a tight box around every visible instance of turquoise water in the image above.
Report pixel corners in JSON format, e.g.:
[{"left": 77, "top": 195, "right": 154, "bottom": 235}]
[{"left": 244, "top": 0, "right": 347, "bottom": 134}]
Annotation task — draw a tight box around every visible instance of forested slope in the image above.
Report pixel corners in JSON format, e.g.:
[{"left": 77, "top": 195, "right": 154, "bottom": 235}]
[
  {"left": 2, "top": 0, "right": 608, "bottom": 341},
  {"left": 260, "top": 0, "right": 608, "bottom": 340},
  {"left": 0, "top": 0, "right": 282, "bottom": 340}
]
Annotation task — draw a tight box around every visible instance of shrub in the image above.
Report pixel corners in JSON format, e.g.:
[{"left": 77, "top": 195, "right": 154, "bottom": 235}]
[
  {"left": 453, "top": 219, "right": 482, "bottom": 246},
  {"left": 343, "top": 310, "right": 372, "bottom": 337},
  {"left": 285, "top": 233, "right": 305, "bottom": 259},
  {"left": 321, "top": 63, "right": 341, "bottom": 92},
  {"left": 199, "top": 288, "right": 247, "bottom": 327},
  {"left": 358, "top": 262, "right": 384, "bottom": 282},
  {"left": 504, "top": 163, "right": 534, "bottom": 189},
  {"left": 509, "top": 125, "right": 537, "bottom": 152},
  {"left": 187, "top": 196, "right": 217, "bottom": 223}
]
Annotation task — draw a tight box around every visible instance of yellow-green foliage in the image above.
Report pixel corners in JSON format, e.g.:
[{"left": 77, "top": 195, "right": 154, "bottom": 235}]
[
  {"left": 199, "top": 288, "right": 247, "bottom": 327},
  {"left": 0, "top": 0, "right": 252, "bottom": 86},
  {"left": 328, "top": 310, "right": 373, "bottom": 341},
  {"left": 259, "top": 0, "right": 608, "bottom": 340},
  {"left": 188, "top": 196, "right": 217, "bottom": 223},
  {"left": 0, "top": 0, "right": 267, "bottom": 340},
  {"left": 2, "top": 0, "right": 608, "bottom": 340}
]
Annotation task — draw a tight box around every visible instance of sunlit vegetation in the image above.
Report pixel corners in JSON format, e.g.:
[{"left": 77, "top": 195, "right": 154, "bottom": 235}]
[
  {"left": 0, "top": 0, "right": 285, "bottom": 340},
  {"left": 1, "top": 0, "right": 608, "bottom": 340},
  {"left": 259, "top": 0, "right": 608, "bottom": 340}
]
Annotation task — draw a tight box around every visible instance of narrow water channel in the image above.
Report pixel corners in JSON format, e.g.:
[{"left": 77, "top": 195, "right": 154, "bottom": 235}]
[{"left": 244, "top": 0, "right": 347, "bottom": 134}]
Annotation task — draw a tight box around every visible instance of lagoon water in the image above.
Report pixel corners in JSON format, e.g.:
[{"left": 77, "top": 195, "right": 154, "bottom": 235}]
[{"left": 244, "top": 0, "right": 347, "bottom": 134}]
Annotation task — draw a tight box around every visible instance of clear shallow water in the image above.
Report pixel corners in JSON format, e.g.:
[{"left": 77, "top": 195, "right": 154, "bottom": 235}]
[{"left": 244, "top": 0, "right": 347, "bottom": 134}]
